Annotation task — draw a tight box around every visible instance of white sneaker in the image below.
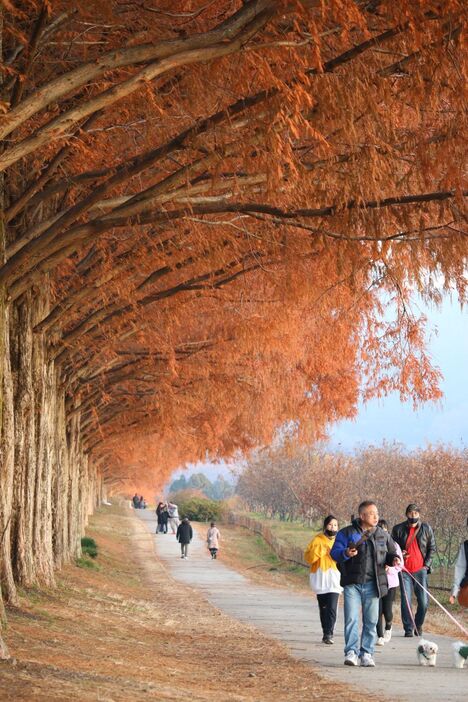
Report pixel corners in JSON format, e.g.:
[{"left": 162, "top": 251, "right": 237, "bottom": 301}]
[
  {"left": 344, "top": 651, "right": 359, "bottom": 666},
  {"left": 383, "top": 627, "right": 392, "bottom": 643},
  {"left": 360, "top": 653, "right": 376, "bottom": 667},
  {"left": 376, "top": 637, "right": 385, "bottom": 646}
]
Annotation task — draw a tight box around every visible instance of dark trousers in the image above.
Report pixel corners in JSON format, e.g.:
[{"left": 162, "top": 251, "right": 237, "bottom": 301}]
[
  {"left": 316, "top": 592, "right": 339, "bottom": 637},
  {"left": 377, "top": 586, "right": 396, "bottom": 637},
  {"left": 180, "top": 542, "right": 189, "bottom": 557},
  {"left": 400, "top": 568, "right": 429, "bottom": 634}
]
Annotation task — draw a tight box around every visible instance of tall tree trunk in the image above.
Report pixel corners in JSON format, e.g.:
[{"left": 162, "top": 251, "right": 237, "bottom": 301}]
[
  {"left": 67, "top": 412, "right": 83, "bottom": 560},
  {"left": 52, "top": 390, "right": 70, "bottom": 567},
  {"left": 10, "top": 292, "right": 37, "bottom": 586},
  {"left": 0, "top": 0, "right": 12, "bottom": 646},
  {"left": 0, "top": 305, "right": 18, "bottom": 606},
  {"left": 32, "top": 294, "right": 55, "bottom": 586}
]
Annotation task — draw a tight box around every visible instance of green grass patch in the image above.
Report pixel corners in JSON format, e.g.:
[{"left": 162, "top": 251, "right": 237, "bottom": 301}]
[
  {"left": 239, "top": 511, "right": 318, "bottom": 550},
  {"left": 81, "top": 536, "right": 98, "bottom": 559},
  {"left": 219, "top": 522, "right": 309, "bottom": 588},
  {"left": 76, "top": 556, "right": 100, "bottom": 571}
]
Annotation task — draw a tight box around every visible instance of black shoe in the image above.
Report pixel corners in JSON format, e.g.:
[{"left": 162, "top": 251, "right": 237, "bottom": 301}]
[
  {"left": 322, "top": 636, "right": 334, "bottom": 644},
  {"left": 415, "top": 629, "right": 423, "bottom": 637},
  {"left": 404, "top": 631, "right": 414, "bottom": 638}
]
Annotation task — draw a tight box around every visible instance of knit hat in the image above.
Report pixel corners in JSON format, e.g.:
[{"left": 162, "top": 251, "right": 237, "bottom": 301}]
[{"left": 406, "top": 503, "right": 420, "bottom": 515}]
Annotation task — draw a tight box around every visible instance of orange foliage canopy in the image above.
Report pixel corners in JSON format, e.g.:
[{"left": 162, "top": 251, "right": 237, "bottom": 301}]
[{"left": 1, "top": 0, "right": 467, "bottom": 490}]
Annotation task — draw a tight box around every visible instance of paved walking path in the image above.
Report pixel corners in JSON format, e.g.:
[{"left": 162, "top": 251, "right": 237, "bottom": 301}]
[{"left": 137, "top": 511, "right": 467, "bottom": 701}]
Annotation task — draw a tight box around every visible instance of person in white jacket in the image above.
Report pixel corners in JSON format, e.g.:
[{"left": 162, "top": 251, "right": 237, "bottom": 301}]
[
  {"left": 449, "top": 517, "right": 468, "bottom": 607},
  {"left": 167, "top": 502, "right": 179, "bottom": 534},
  {"left": 207, "top": 522, "right": 221, "bottom": 559}
]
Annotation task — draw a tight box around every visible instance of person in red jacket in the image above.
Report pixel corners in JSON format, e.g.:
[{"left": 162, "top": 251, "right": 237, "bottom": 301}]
[{"left": 391, "top": 504, "right": 436, "bottom": 637}]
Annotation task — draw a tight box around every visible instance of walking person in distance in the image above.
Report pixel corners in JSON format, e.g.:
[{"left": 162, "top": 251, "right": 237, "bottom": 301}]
[
  {"left": 167, "top": 502, "right": 180, "bottom": 534},
  {"left": 177, "top": 517, "right": 193, "bottom": 559},
  {"left": 207, "top": 522, "right": 221, "bottom": 559}
]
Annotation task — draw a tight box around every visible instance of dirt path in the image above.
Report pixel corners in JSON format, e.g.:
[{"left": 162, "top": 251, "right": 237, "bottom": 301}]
[{"left": 140, "top": 511, "right": 467, "bottom": 702}]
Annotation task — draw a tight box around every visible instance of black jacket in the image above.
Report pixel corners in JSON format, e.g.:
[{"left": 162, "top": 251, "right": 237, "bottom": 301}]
[
  {"left": 391, "top": 521, "right": 436, "bottom": 572},
  {"left": 176, "top": 522, "right": 193, "bottom": 544},
  {"left": 331, "top": 520, "right": 399, "bottom": 597}
]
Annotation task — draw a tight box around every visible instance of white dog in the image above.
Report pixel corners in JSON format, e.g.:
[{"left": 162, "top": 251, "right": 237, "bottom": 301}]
[
  {"left": 417, "top": 638, "right": 438, "bottom": 666},
  {"left": 452, "top": 642, "right": 468, "bottom": 669}
]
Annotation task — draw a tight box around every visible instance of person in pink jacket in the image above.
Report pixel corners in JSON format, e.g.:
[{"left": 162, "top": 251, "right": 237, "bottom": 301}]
[{"left": 376, "top": 519, "right": 403, "bottom": 645}]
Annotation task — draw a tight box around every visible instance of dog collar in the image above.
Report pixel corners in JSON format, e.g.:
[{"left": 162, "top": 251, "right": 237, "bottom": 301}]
[{"left": 417, "top": 645, "right": 432, "bottom": 660}]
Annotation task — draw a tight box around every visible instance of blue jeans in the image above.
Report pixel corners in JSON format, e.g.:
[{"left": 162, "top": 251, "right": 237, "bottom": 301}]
[
  {"left": 400, "top": 568, "right": 428, "bottom": 633},
  {"left": 343, "top": 581, "right": 379, "bottom": 656}
]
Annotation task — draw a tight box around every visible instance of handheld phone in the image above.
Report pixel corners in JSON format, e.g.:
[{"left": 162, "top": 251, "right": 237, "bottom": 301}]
[{"left": 348, "top": 529, "right": 374, "bottom": 550}]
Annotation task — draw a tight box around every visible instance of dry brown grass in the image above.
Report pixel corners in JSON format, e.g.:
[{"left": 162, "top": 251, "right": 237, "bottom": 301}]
[{"left": 0, "top": 506, "right": 380, "bottom": 701}]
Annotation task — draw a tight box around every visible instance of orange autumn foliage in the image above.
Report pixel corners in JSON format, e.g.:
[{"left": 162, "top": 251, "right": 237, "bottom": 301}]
[{"left": 1, "top": 0, "right": 467, "bottom": 492}]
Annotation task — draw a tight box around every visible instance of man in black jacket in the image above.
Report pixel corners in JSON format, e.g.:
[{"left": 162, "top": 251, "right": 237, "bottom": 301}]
[
  {"left": 331, "top": 501, "right": 400, "bottom": 667},
  {"left": 391, "top": 504, "right": 436, "bottom": 637}
]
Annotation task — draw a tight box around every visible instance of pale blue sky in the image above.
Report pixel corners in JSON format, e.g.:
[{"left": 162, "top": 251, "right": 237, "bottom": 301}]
[
  {"left": 172, "top": 298, "right": 467, "bottom": 484},
  {"left": 329, "top": 298, "right": 467, "bottom": 450}
]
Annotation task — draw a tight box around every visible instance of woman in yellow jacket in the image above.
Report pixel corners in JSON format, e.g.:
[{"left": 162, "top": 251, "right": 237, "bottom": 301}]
[{"left": 304, "top": 515, "right": 342, "bottom": 644}]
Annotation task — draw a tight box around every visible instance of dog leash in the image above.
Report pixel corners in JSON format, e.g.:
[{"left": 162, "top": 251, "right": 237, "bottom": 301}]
[
  {"left": 402, "top": 566, "right": 468, "bottom": 638},
  {"left": 401, "top": 573, "right": 420, "bottom": 634}
]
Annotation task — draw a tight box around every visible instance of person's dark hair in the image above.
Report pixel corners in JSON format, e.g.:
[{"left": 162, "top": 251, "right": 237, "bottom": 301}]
[
  {"left": 211, "top": 521, "right": 215, "bottom": 527},
  {"left": 378, "top": 519, "right": 388, "bottom": 529},
  {"left": 405, "top": 503, "right": 420, "bottom": 515},
  {"left": 323, "top": 515, "right": 337, "bottom": 530},
  {"left": 358, "top": 500, "right": 377, "bottom": 514}
]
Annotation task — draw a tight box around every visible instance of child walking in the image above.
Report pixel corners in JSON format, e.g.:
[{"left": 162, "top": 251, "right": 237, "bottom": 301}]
[
  {"left": 207, "top": 522, "right": 221, "bottom": 559},
  {"left": 176, "top": 517, "right": 193, "bottom": 559},
  {"left": 376, "top": 519, "right": 403, "bottom": 645}
]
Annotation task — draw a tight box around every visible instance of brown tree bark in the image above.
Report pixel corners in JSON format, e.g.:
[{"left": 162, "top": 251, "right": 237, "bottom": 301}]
[
  {"left": 52, "top": 392, "right": 70, "bottom": 568},
  {"left": 10, "top": 292, "right": 37, "bottom": 586},
  {"left": 32, "top": 290, "right": 55, "bottom": 586},
  {"left": 0, "top": 305, "right": 18, "bottom": 606}
]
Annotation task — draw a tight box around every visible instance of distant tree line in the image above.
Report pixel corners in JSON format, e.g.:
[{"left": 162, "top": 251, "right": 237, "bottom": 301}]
[
  {"left": 169, "top": 472, "right": 235, "bottom": 502},
  {"left": 236, "top": 442, "right": 467, "bottom": 567}
]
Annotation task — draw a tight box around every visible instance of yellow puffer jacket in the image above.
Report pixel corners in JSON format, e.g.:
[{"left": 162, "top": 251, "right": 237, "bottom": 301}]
[
  {"left": 304, "top": 532, "right": 342, "bottom": 594},
  {"left": 304, "top": 532, "right": 339, "bottom": 574}
]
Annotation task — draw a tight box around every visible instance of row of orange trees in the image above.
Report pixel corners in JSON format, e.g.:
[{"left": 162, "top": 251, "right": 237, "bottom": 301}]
[
  {"left": 0, "top": 0, "right": 466, "bottom": 658},
  {"left": 236, "top": 442, "right": 467, "bottom": 566}
]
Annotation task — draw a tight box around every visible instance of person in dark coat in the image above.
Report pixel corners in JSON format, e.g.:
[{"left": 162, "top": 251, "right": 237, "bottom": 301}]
[
  {"left": 156, "top": 502, "right": 166, "bottom": 532},
  {"left": 331, "top": 500, "right": 400, "bottom": 668},
  {"left": 132, "top": 493, "right": 140, "bottom": 509},
  {"left": 391, "top": 503, "right": 436, "bottom": 637},
  {"left": 176, "top": 517, "right": 193, "bottom": 559},
  {"left": 160, "top": 503, "right": 169, "bottom": 533}
]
